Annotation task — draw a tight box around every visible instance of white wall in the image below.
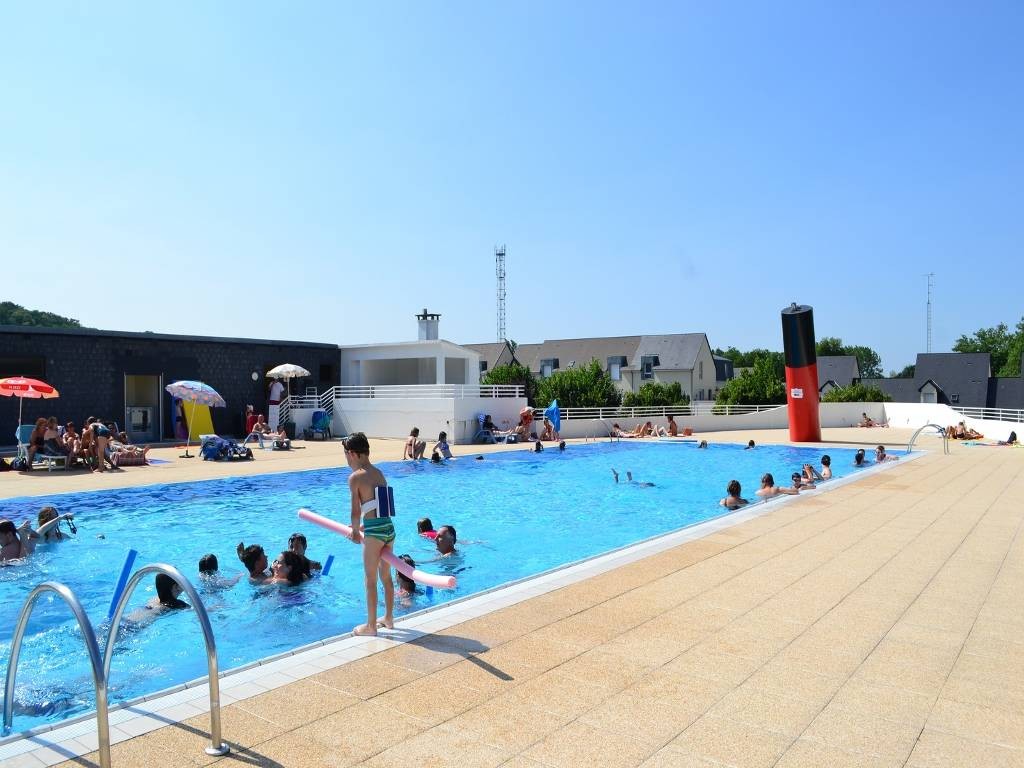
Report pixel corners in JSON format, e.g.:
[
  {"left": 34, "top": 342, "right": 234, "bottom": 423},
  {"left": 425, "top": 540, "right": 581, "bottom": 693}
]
[
  {"left": 340, "top": 340, "right": 481, "bottom": 386},
  {"left": 550, "top": 401, "right": 1022, "bottom": 440},
  {"left": 333, "top": 396, "right": 528, "bottom": 444}
]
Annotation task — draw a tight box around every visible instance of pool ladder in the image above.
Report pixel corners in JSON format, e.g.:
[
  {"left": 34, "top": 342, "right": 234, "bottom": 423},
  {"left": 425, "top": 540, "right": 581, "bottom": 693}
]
[
  {"left": 2, "top": 563, "right": 230, "bottom": 768},
  {"left": 906, "top": 423, "right": 950, "bottom": 455}
]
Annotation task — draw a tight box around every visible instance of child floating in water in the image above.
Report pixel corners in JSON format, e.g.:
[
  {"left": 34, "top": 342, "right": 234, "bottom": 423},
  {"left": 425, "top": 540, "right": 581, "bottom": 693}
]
[
  {"left": 418, "top": 517, "right": 438, "bottom": 539},
  {"left": 344, "top": 432, "right": 395, "bottom": 636}
]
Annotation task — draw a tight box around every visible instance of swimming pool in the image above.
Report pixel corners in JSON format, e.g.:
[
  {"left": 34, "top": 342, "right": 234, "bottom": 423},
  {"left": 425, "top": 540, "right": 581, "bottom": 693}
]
[{"left": 1, "top": 440, "right": 867, "bottom": 734}]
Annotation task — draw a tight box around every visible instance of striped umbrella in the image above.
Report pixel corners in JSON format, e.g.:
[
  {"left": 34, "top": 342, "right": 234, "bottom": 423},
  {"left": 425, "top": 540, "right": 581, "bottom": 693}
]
[
  {"left": 0, "top": 376, "right": 61, "bottom": 433},
  {"left": 165, "top": 380, "right": 226, "bottom": 458}
]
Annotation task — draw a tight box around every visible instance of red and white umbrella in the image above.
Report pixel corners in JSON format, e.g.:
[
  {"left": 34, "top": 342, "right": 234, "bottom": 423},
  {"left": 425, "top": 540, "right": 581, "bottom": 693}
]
[{"left": 0, "top": 376, "right": 61, "bottom": 430}]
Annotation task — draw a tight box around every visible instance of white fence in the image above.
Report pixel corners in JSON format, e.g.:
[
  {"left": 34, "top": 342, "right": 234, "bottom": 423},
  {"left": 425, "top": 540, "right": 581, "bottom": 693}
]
[{"left": 332, "top": 385, "right": 524, "bottom": 399}]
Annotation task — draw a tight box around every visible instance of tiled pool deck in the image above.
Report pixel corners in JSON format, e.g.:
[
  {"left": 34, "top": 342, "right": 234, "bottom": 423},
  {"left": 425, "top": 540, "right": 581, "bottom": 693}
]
[{"left": 2, "top": 429, "right": 1023, "bottom": 767}]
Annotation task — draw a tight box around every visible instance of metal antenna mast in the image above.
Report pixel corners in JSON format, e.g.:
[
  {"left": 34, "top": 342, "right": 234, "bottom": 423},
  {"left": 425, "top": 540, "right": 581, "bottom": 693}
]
[
  {"left": 925, "top": 272, "right": 934, "bottom": 352},
  {"left": 495, "top": 245, "right": 507, "bottom": 342}
]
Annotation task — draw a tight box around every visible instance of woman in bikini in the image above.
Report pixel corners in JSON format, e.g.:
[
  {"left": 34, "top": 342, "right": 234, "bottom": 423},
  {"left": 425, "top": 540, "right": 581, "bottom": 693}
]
[{"left": 344, "top": 432, "right": 396, "bottom": 636}]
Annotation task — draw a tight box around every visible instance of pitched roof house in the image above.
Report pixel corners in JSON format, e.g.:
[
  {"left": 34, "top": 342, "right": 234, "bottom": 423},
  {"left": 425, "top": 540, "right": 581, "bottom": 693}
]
[{"left": 466, "top": 333, "right": 721, "bottom": 400}]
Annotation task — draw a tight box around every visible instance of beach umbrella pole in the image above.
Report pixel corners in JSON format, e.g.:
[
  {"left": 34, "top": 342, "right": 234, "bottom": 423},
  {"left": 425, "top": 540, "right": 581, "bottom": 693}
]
[{"left": 181, "top": 399, "right": 197, "bottom": 458}]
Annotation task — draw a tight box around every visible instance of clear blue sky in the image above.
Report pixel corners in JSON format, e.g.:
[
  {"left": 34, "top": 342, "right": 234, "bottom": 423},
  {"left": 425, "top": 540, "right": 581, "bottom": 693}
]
[{"left": 3, "top": 2, "right": 1021, "bottom": 373}]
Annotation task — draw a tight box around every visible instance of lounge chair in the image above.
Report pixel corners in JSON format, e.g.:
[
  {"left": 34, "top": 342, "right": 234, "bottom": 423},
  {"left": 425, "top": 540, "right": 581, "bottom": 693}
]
[
  {"left": 14, "top": 425, "right": 68, "bottom": 471},
  {"left": 473, "top": 414, "right": 496, "bottom": 445},
  {"left": 305, "top": 410, "right": 332, "bottom": 441}
]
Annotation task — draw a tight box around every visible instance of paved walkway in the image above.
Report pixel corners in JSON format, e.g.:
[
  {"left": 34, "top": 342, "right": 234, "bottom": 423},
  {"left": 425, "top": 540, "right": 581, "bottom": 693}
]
[{"left": 21, "top": 432, "right": 1024, "bottom": 767}]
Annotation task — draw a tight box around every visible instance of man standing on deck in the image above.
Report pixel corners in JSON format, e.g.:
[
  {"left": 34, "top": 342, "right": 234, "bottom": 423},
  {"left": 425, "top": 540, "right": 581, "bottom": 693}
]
[{"left": 268, "top": 378, "right": 285, "bottom": 431}]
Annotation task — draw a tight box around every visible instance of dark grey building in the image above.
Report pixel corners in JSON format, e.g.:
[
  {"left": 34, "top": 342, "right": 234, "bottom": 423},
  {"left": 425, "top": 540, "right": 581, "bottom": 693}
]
[
  {"left": 863, "top": 351, "right": 1024, "bottom": 410},
  {"left": 0, "top": 326, "right": 340, "bottom": 441},
  {"left": 816, "top": 355, "right": 861, "bottom": 392}
]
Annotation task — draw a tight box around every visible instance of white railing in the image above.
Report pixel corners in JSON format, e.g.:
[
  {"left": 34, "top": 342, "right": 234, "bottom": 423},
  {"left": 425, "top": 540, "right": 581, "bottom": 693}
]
[
  {"left": 951, "top": 406, "right": 1024, "bottom": 423},
  {"left": 331, "top": 384, "right": 525, "bottom": 399},
  {"left": 550, "top": 404, "right": 783, "bottom": 420}
]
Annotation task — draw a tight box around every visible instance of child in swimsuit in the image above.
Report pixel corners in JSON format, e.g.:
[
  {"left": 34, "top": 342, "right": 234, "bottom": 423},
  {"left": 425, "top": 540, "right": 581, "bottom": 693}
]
[{"left": 344, "top": 432, "right": 396, "bottom": 636}]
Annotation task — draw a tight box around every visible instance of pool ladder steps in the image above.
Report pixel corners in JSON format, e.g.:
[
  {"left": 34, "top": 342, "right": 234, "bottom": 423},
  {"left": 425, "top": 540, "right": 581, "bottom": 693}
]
[
  {"left": 906, "top": 423, "right": 950, "bottom": 455},
  {"left": 2, "top": 563, "right": 230, "bottom": 767}
]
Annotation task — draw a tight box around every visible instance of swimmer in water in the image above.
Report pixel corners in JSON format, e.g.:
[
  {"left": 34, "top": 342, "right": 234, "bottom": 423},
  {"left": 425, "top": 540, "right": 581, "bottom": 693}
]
[{"left": 611, "top": 469, "right": 655, "bottom": 487}]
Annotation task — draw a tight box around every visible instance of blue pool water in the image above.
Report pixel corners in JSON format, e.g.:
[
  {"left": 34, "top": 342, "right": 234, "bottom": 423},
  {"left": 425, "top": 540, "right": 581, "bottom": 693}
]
[{"left": 0, "top": 441, "right": 867, "bottom": 734}]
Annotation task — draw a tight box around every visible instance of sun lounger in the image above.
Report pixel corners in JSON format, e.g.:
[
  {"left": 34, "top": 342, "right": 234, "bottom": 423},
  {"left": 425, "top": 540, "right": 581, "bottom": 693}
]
[{"left": 14, "top": 425, "right": 68, "bottom": 471}]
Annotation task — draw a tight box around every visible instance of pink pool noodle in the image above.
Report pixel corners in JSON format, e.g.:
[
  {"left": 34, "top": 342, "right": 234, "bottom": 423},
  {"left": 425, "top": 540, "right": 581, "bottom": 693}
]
[{"left": 297, "top": 508, "right": 456, "bottom": 589}]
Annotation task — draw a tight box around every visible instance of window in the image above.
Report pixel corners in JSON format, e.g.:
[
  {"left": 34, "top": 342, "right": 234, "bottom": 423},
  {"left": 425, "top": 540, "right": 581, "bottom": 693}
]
[
  {"left": 699, "top": 360, "right": 703, "bottom": 380},
  {"left": 479, "top": 361, "right": 488, "bottom": 373},
  {"left": 607, "top": 356, "right": 626, "bottom": 382},
  {"left": 539, "top": 358, "right": 559, "bottom": 378},
  {"left": 950, "top": 393, "right": 959, "bottom": 403},
  {"left": 640, "top": 355, "right": 659, "bottom": 380}
]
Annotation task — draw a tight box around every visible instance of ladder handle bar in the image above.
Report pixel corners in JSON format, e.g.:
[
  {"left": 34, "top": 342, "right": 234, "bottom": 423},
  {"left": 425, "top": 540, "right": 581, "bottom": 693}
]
[
  {"left": 103, "top": 563, "right": 229, "bottom": 757},
  {"left": 906, "top": 423, "right": 949, "bottom": 455},
  {"left": 3, "top": 582, "right": 111, "bottom": 768}
]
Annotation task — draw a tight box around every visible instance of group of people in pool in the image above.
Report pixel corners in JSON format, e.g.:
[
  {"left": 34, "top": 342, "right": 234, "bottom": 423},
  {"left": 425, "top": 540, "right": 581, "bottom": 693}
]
[
  {"left": 720, "top": 445, "right": 898, "bottom": 507},
  {"left": 0, "top": 506, "right": 76, "bottom": 564}
]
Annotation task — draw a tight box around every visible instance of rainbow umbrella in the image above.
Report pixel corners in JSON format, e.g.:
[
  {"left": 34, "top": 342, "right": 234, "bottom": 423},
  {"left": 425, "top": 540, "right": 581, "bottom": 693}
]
[
  {"left": 0, "top": 376, "right": 61, "bottom": 434},
  {"left": 165, "top": 380, "right": 226, "bottom": 458}
]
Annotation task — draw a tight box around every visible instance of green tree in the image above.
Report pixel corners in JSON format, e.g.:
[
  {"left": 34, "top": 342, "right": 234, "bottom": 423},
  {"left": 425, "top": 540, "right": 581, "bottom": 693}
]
[
  {"left": 622, "top": 381, "right": 690, "bottom": 407},
  {"left": 713, "top": 347, "right": 785, "bottom": 380},
  {"left": 821, "top": 383, "right": 892, "bottom": 403},
  {"left": 954, "top": 318, "right": 1024, "bottom": 377},
  {"left": 888, "top": 364, "right": 915, "bottom": 378},
  {"left": 0, "top": 301, "right": 82, "bottom": 328},
  {"left": 714, "top": 356, "right": 785, "bottom": 406},
  {"left": 535, "top": 359, "right": 622, "bottom": 408},
  {"left": 481, "top": 363, "right": 538, "bottom": 403}
]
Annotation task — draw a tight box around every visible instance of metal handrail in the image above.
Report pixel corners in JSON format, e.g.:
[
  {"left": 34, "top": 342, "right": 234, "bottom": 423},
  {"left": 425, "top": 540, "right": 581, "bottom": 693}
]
[
  {"left": 3, "top": 582, "right": 111, "bottom": 768},
  {"left": 907, "top": 423, "right": 949, "bottom": 455},
  {"left": 951, "top": 406, "right": 1024, "bottom": 423},
  {"left": 331, "top": 384, "right": 525, "bottom": 399},
  {"left": 554, "top": 404, "right": 782, "bottom": 420},
  {"left": 104, "top": 564, "right": 229, "bottom": 757}
]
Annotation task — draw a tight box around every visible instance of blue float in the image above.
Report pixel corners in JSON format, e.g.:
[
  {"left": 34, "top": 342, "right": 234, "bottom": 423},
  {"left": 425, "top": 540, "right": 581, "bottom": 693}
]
[{"left": 107, "top": 548, "right": 138, "bottom": 619}]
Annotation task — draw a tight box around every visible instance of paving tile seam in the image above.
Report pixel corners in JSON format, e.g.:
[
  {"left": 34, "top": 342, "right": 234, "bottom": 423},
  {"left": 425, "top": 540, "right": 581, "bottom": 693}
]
[
  {"left": 908, "top": 467, "right": 1024, "bottom": 756},
  {"left": 28, "top": 450, "right": 954, "bottom": 766},
  {"left": 293, "top": 462, "right": 938, "bottom": 764},
  {"left": 774, "top": 456, "right": 1024, "bottom": 765},
  {"left": 408, "top": 455, "right": 964, "bottom": 759}
]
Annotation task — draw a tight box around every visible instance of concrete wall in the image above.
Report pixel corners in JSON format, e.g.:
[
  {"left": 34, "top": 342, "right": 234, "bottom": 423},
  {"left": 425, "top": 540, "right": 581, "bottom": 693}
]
[
  {"left": 325, "top": 398, "right": 1021, "bottom": 445},
  {"left": 333, "top": 396, "right": 527, "bottom": 444},
  {"left": 339, "top": 340, "right": 481, "bottom": 387}
]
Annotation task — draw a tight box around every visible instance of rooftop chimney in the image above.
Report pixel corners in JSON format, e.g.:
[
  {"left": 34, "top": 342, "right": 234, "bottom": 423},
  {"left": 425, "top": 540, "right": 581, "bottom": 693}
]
[{"left": 416, "top": 308, "right": 441, "bottom": 340}]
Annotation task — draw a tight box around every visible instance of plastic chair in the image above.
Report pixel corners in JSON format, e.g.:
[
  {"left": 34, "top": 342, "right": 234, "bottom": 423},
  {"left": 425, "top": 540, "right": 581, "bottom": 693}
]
[
  {"left": 473, "top": 414, "right": 496, "bottom": 445},
  {"left": 15, "top": 424, "right": 67, "bottom": 471},
  {"left": 306, "top": 410, "right": 332, "bottom": 441}
]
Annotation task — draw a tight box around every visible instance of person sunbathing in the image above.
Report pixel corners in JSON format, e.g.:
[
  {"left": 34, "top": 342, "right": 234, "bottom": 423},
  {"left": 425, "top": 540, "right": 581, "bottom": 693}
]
[
  {"left": 610, "top": 423, "right": 635, "bottom": 438},
  {"left": 954, "top": 422, "right": 983, "bottom": 440},
  {"left": 857, "top": 413, "right": 876, "bottom": 427},
  {"left": 631, "top": 421, "right": 654, "bottom": 437},
  {"left": 24, "top": 418, "right": 47, "bottom": 468},
  {"left": 252, "top": 415, "right": 272, "bottom": 435},
  {"left": 42, "top": 417, "right": 68, "bottom": 457},
  {"left": 107, "top": 438, "right": 151, "bottom": 466},
  {"left": 539, "top": 418, "right": 555, "bottom": 441}
]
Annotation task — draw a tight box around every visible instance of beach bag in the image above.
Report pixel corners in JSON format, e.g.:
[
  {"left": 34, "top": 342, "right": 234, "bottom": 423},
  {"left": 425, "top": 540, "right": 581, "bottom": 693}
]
[{"left": 10, "top": 457, "right": 28, "bottom": 471}]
